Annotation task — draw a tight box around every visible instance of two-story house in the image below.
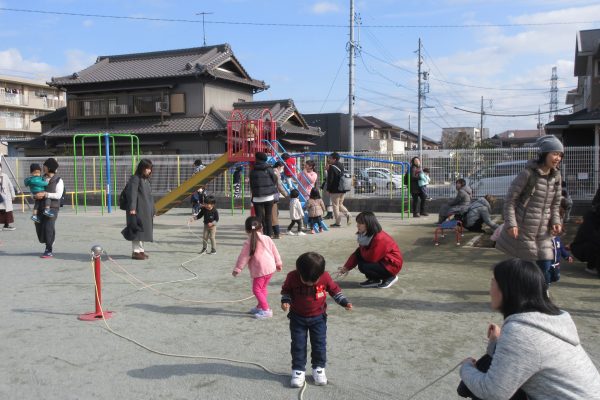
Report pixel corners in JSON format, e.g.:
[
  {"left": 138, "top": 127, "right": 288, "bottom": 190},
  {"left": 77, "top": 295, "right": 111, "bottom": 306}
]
[
  {"left": 0, "top": 75, "right": 65, "bottom": 156},
  {"left": 28, "top": 44, "right": 320, "bottom": 156},
  {"left": 546, "top": 29, "right": 600, "bottom": 146}
]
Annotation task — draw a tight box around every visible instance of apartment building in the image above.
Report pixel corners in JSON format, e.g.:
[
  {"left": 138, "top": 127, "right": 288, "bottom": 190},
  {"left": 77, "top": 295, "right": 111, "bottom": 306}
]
[{"left": 0, "top": 75, "right": 66, "bottom": 155}]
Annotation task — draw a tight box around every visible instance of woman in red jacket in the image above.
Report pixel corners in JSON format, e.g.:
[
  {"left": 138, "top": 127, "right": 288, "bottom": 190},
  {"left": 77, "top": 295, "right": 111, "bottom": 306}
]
[{"left": 338, "top": 212, "right": 403, "bottom": 289}]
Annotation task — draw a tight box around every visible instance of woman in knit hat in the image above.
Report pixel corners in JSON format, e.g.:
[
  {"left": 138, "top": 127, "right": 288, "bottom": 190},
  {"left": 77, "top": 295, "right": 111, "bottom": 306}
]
[
  {"left": 33, "top": 158, "right": 64, "bottom": 258},
  {"left": 495, "top": 135, "right": 564, "bottom": 284}
]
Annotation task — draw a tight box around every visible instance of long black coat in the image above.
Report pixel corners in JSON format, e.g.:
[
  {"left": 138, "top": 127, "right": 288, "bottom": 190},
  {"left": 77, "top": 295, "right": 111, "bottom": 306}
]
[{"left": 125, "top": 175, "right": 154, "bottom": 242}]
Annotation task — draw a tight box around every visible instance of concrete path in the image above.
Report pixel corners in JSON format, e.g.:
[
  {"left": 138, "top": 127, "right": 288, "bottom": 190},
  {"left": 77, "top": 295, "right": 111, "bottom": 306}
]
[{"left": 1, "top": 208, "right": 598, "bottom": 399}]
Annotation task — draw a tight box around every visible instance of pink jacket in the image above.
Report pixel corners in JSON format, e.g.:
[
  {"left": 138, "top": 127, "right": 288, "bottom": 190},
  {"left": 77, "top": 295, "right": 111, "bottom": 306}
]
[{"left": 233, "top": 233, "right": 282, "bottom": 278}]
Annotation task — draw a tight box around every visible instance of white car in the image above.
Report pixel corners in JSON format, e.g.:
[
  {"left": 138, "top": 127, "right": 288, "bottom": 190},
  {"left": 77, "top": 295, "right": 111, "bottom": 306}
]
[
  {"left": 363, "top": 168, "right": 404, "bottom": 190},
  {"left": 467, "top": 160, "right": 528, "bottom": 197}
]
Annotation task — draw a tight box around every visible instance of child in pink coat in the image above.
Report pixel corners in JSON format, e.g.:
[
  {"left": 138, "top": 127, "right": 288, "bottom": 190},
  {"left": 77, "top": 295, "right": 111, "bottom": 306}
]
[{"left": 232, "top": 216, "right": 283, "bottom": 319}]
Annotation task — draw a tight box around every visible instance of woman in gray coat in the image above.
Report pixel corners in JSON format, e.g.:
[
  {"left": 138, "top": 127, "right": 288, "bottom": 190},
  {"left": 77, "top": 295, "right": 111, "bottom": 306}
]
[
  {"left": 459, "top": 259, "right": 600, "bottom": 400},
  {"left": 495, "top": 135, "right": 563, "bottom": 284},
  {"left": 437, "top": 178, "right": 472, "bottom": 223},
  {"left": 125, "top": 159, "right": 155, "bottom": 260}
]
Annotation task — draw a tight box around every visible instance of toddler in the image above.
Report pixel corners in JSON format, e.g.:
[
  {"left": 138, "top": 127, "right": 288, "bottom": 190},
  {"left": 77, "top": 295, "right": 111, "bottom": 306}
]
[
  {"left": 281, "top": 252, "right": 352, "bottom": 387},
  {"left": 281, "top": 153, "right": 297, "bottom": 188},
  {"left": 287, "top": 189, "right": 305, "bottom": 236},
  {"left": 418, "top": 167, "right": 432, "bottom": 200},
  {"left": 23, "top": 163, "right": 53, "bottom": 223},
  {"left": 190, "top": 195, "right": 218, "bottom": 254},
  {"left": 191, "top": 186, "right": 207, "bottom": 215},
  {"left": 306, "top": 187, "right": 327, "bottom": 234},
  {"left": 232, "top": 217, "right": 282, "bottom": 319}
]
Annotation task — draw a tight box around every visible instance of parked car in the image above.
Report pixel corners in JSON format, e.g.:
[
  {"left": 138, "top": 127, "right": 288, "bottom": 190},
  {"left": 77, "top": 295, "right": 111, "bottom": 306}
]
[
  {"left": 363, "top": 168, "right": 403, "bottom": 190},
  {"left": 354, "top": 170, "right": 377, "bottom": 193},
  {"left": 466, "top": 160, "right": 528, "bottom": 197}
]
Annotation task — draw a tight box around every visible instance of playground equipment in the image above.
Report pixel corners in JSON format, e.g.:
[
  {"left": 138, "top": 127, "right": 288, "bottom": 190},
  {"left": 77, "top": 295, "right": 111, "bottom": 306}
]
[
  {"left": 228, "top": 163, "right": 247, "bottom": 215},
  {"left": 73, "top": 133, "right": 140, "bottom": 214},
  {"left": 154, "top": 110, "right": 276, "bottom": 216}
]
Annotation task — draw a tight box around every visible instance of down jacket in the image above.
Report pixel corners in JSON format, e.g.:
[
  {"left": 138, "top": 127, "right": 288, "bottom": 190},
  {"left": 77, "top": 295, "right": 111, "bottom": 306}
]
[
  {"left": 495, "top": 160, "right": 561, "bottom": 261},
  {"left": 438, "top": 185, "right": 473, "bottom": 221},
  {"left": 464, "top": 198, "right": 499, "bottom": 230}
]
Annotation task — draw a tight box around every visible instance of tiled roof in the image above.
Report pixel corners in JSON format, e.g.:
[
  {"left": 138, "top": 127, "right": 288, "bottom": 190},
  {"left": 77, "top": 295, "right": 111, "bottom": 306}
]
[
  {"left": 49, "top": 44, "right": 267, "bottom": 90},
  {"left": 32, "top": 107, "right": 67, "bottom": 123},
  {"left": 496, "top": 129, "right": 541, "bottom": 139},
  {"left": 42, "top": 116, "right": 205, "bottom": 137},
  {"left": 546, "top": 109, "right": 600, "bottom": 128}
]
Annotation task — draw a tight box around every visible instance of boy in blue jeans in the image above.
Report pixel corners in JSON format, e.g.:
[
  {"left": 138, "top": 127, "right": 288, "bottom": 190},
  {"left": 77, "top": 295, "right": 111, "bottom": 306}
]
[
  {"left": 281, "top": 252, "right": 352, "bottom": 388},
  {"left": 24, "top": 163, "right": 53, "bottom": 223}
]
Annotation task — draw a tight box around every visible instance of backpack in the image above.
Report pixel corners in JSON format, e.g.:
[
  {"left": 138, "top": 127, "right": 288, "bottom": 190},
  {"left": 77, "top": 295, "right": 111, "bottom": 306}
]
[
  {"left": 403, "top": 173, "right": 409, "bottom": 187},
  {"left": 332, "top": 165, "right": 352, "bottom": 192},
  {"left": 119, "top": 176, "right": 133, "bottom": 211}
]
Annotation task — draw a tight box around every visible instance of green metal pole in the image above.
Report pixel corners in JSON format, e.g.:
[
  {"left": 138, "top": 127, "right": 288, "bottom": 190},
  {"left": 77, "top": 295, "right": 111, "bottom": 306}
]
[
  {"left": 81, "top": 137, "right": 87, "bottom": 211},
  {"left": 73, "top": 135, "right": 79, "bottom": 214}
]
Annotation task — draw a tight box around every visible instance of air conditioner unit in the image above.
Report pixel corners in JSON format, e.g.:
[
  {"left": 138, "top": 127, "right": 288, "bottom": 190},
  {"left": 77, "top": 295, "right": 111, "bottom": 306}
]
[{"left": 155, "top": 101, "right": 169, "bottom": 112}]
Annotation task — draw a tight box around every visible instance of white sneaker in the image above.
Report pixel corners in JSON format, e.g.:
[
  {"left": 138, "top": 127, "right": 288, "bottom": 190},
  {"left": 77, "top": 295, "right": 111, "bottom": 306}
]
[
  {"left": 312, "top": 367, "right": 327, "bottom": 385},
  {"left": 287, "top": 230, "right": 297, "bottom": 236},
  {"left": 584, "top": 267, "right": 597, "bottom": 275},
  {"left": 290, "top": 370, "right": 305, "bottom": 388},
  {"left": 298, "top": 231, "right": 306, "bottom": 236},
  {"left": 255, "top": 309, "right": 273, "bottom": 319},
  {"left": 248, "top": 307, "right": 262, "bottom": 314}
]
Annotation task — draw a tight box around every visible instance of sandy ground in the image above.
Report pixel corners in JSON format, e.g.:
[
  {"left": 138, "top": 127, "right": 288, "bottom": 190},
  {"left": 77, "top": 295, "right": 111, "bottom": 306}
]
[{"left": 1, "top": 207, "right": 599, "bottom": 400}]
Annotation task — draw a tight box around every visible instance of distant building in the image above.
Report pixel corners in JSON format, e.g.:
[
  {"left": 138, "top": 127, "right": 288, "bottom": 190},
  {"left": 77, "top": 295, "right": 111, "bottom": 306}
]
[
  {"left": 441, "top": 127, "right": 489, "bottom": 148},
  {"left": 492, "top": 129, "right": 543, "bottom": 147},
  {"left": 303, "top": 112, "right": 439, "bottom": 152},
  {"left": 546, "top": 29, "right": 600, "bottom": 146},
  {"left": 0, "top": 75, "right": 65, "bottom": 156},
  {"left": 24, "top": 44, "right": 320, "bottom": 156}
]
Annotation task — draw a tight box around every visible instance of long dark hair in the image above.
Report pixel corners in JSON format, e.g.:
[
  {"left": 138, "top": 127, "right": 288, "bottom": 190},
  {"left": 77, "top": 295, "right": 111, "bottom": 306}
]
[
  {"left": 245, "top": 216, "right": 262, "bottom": 256},
  {"left": 135, "top": 159, "right": 153, "bottom": 177},
  {"left": 355, "top": 211, "right": 382, "bottom": 236},
  {"left": 493, "top": 259, "right": 561, "bottom": 319},
  {"left": 410, "top": 157, "right": 420, "bottom": 167}
]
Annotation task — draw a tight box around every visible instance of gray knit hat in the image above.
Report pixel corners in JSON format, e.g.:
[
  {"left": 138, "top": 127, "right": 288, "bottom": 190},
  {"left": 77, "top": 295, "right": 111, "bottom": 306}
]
[{"left": 536, "top": 135, "right": 564, "bottom": 154}]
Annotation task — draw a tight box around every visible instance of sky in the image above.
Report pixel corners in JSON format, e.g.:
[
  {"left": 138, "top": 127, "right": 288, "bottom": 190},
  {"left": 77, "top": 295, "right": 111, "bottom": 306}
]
[{"left": 0, "top": 0, "right": 599, "bottom": 140}]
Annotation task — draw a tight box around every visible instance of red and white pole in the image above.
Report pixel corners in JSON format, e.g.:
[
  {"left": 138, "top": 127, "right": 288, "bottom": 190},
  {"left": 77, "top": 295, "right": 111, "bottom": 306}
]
[{"left": 79, "top": 245, "right": 114, "bottom": 321}]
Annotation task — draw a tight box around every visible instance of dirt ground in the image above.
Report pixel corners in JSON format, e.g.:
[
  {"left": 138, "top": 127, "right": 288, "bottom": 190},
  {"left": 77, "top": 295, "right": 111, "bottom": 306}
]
[{"left": 1, "top": 207, "right": 598, "bottom": 400}]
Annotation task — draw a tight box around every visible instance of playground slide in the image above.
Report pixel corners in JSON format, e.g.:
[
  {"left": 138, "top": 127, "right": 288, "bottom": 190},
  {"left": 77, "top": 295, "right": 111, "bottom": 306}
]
[{"left": 154, "top": 153, "right": 233, "bottom": 216}]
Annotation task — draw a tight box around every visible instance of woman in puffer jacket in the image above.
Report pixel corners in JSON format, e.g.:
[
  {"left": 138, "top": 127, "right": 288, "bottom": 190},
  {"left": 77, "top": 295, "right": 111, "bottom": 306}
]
[
  {"left": 463, "top": 195, "right": 499, "bottom": 232},
  {"left": 437, "top": 178, "right": 472, "bottom": 223},
  {"left": 495, "top": 135, "right": 563, "bottom": 285}
]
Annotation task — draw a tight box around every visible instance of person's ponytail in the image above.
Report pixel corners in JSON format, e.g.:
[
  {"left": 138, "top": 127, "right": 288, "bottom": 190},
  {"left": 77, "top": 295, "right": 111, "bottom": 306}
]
[{"left": 245, "top": 216, "right": 262, "bottom": 256}]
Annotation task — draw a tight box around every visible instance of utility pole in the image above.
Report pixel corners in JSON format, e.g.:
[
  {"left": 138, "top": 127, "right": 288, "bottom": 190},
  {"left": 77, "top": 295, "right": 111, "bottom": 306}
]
[
  {"left": 196, "top": 12, "right": 214, "bottom": 46},
  {"left": 549, "top": 66, "right": 558, "bottom": 122},
  {"left": 348, "top": 0, "right": 355, "bottom": 181},
  {"left": 537, "top": 107, "right": 543, "bottom": 136},
  {"left": 417, "top": 38, "right": 422, "bottom": 159},
  {"left": 480, "top": 96, "right": 484, "bottom": 144}
]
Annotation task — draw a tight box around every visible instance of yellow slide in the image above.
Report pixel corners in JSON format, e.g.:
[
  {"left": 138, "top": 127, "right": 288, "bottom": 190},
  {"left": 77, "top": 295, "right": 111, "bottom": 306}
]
[{"left": 154, "top": 153, "right": 233, "bottom": 216}]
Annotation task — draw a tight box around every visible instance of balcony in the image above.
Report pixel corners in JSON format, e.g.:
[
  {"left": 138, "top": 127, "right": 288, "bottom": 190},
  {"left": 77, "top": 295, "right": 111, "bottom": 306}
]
[
  {"left": 0, "top": 93, "right": 65, "bottom": 110},
  {"left": 68, "top": 93, "right": 170, "bottom": 120}
]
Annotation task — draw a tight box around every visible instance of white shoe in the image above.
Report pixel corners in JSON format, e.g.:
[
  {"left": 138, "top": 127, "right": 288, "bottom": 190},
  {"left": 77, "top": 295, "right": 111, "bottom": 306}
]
[
  {"left": 584, "top": 267, "right": 596, "bottom": 275},
  {"left": 287, "top": 230, "right": 297, "bottom": 236},
  {"left": 312, "top": 367, "right": 327, "bottom": 385},
  {"left": 255, "top": 309, "right": 273, "bottom": 319},
  {"left": 290, "top": 370, "right": 305, "bottom": 388},
  {"left": 248, "top": 307, "right": 262, "bottom": 314},
  {"left": 298, "top": 231, "right": 306, "bottom": 236}
]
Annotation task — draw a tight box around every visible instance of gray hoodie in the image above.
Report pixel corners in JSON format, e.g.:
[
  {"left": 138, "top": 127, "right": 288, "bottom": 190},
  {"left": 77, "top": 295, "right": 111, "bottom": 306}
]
[{"left": 460, "top": 311, "right": 600, "bottom": 399}]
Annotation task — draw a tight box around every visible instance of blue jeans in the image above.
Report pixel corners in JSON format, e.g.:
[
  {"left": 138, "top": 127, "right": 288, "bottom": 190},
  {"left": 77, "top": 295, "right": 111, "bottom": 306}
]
[
  {"left": 289, "top": 311, "right": 327, "bottom": 371},
  {"left": 536, "top": 260, "right": 553, "bottom": 285}
]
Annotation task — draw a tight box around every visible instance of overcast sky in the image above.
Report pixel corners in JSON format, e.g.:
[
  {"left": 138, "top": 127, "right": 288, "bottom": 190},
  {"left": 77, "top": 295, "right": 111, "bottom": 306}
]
[{"left": 0, "top": 0, "right": 598, "bottom": 140}]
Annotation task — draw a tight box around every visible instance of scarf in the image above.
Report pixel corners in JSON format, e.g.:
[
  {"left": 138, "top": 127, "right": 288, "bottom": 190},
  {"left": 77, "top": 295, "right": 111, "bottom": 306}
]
[{"left": 357, "top": 232, "right": 374, "bottom": 247}]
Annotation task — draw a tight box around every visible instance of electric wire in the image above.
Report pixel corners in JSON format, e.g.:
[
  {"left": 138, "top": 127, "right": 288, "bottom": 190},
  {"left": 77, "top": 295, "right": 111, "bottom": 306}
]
[
  {"left": 454, "top": 105, "right": 572, "bottom": 117},
  {"left": 319, "top": 55, "right": 347, "bottom": 113},
  {"left": 2, "top": 8, "right": 598, "bottom": 28}
]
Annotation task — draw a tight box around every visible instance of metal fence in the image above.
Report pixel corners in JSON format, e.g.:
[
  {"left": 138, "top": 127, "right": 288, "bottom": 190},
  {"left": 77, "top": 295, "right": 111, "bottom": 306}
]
[{"left": 1, "top": 147, "right": 597, "bottom": 209}]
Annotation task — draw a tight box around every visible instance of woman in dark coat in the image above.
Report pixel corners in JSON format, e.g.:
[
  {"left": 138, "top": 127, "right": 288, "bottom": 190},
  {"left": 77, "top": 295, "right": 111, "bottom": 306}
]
[
  {"left": 409, "top": 157, "right": 428, "bottom": 217},
  {"left": 125, "top": 159, "right": 155, "bottom": 260},
  {"left": 249, "top": 152, "right": 278, "bottom": 237},
  {"left": 33, "top": 158, "right": 63, "bottom": 258}
]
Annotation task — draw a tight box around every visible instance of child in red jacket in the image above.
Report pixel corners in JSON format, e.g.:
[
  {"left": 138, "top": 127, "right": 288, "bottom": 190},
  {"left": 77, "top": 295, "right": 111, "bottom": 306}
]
[
  {"left": 338, "top": 211, "right": 403, "bottom": 289},
  {"left": 281, "top": 153, "right": 297, "bottom": 188},
  {"left": 281, "top": 252, "right": 352, "bottom": 388}
]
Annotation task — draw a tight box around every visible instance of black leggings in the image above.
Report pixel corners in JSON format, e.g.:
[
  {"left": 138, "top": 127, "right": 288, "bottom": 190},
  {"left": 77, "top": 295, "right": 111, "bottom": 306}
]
[
  {"left": 357, "top": 260, "right": 392, "bottom": 280},
  {"left": 288, "top": 219, "right": 302, "bottom": 232},
  {"left": 253, "top": 201, "right": 274, "bottom": 237},
  {"left": 411, "top": 191, "right": 426, "bottom": 215}
]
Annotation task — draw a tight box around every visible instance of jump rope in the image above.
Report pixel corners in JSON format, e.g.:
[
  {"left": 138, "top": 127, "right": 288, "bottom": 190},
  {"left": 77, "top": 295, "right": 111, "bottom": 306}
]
[{"left": 87, "top": 219, "right": 473, "bottom": 400}]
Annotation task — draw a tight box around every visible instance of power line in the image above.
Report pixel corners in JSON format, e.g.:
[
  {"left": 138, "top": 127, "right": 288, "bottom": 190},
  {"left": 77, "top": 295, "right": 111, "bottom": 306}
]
[
  {"left": 453, "top": 105, "right": 571, "bottom": 117},
  {"left": 2, "top": 8, "right": 598, "bottom": 28},
  {"left": 319, "top": 55, "right": 347, "bottom": 113}
]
